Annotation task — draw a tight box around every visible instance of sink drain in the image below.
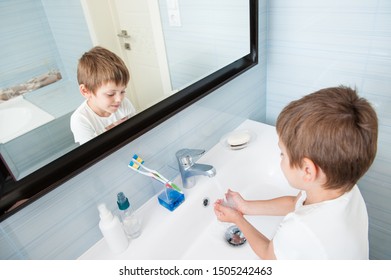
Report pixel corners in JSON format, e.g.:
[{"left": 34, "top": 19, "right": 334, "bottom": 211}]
[{"left": 225, "top": 225, "right": 246, "bottom": 246}]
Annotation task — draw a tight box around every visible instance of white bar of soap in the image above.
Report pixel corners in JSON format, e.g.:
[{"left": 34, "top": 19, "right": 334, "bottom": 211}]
[{"left": 227, "top": 131, "right": 251, "bottom": 149}]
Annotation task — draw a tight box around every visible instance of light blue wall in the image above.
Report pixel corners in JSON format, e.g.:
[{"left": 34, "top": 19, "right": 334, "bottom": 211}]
[
  {"left": 0, "top": 0, "right": 61, "bottom": 88},
  {"left": 265, "top": 0, "right": 391, "bottom": 259},
  {"left": 0, "top": 0, "right": 90, "bottom": 179},
  {"left": 0, "top": 1, "right": 267, "bottom": 259},
  {"left": 159, "top": 0, "right": 250, "bottom": 90},
  {"left": 0, "top": 0, "right": 91, "bottom": 89},
  {"left": 41, "top": 0, "right": 92, "bottom": 83}
]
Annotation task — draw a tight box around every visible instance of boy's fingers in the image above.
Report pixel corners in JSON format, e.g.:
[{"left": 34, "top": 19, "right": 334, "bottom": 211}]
[{"left": 214, "top": 202, "right": 228, "bottom": 214}]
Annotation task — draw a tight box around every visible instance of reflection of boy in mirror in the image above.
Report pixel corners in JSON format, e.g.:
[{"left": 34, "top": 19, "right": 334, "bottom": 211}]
[{"left": 70, "top": 46, "right": 136, "bottom": 145}]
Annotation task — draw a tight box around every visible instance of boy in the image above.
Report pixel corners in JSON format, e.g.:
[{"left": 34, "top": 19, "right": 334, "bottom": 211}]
[
  {"left": 70, "top": 46, "right": 136, "bottom": 145},
  {"left": 214, "top": 86, "right": 378, "bottom": 259}
]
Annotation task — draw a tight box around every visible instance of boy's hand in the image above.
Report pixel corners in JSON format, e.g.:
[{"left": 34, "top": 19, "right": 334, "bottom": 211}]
[
  {"left": 214, "top": 199, "right": 243, "bottom": 224},
  {"left": 225, "top": 189, "right": 248, "bottom": 214},
  {"left": 105, "top": 116, "right": 129, "bottom": 130}
]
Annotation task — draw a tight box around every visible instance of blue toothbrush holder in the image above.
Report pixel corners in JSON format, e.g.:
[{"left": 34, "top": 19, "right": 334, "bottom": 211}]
[{"left": 158, "top": 187, "right": 185, "bottom": 212}]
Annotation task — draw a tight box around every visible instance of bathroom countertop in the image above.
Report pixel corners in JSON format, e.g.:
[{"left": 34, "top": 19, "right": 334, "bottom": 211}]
[{"left": 79, "top": 119, "right": 296, "bottom": 260}]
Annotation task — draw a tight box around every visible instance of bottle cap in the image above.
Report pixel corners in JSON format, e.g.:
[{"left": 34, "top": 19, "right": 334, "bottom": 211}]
[
  {"left": 98, "top": 203, "right": 113, "bottom": 221},
  {"left": 117, "top": 192, "right": 130, "bottom": 210}
]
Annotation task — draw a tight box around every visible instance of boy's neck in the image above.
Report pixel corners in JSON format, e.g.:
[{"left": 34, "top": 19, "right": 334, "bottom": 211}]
[
  {"left": 304, "top": 186, "right": 345, "bottom": 205},
  {"left": 87, "top": 100, "right": 111, "bottom": 117}
]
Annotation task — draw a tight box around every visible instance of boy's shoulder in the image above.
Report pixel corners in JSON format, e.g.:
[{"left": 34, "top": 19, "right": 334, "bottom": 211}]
[
  {"left": 71, "top": 100, "right": 89, "bottom": 116},
  {"left": 295, "top": 186, "right": 365, "bottom": 220}
]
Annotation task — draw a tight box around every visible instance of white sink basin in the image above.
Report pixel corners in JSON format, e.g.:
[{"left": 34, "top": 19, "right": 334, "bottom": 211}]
[
  {"left": 0, "top": 96, "right": 54, "bottom": 143},
  {"left": 79, "top": 120, "right": 298, "bottom": 260},
  {"left": 0, "top": 107, "right": 31, "bottom": 138}
]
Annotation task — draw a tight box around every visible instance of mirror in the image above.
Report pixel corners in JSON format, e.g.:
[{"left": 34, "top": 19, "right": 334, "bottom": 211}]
[
  {"left": 0, "top": 0, "right": 258, "bottom": 220},
  {"left": 0, "top": 0, "right": 250, "bottom": 179}
]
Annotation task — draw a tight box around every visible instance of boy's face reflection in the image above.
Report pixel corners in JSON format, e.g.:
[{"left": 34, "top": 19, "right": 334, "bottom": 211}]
[{"left": 86, "top": 81, "right": 126, "bottom": 117}]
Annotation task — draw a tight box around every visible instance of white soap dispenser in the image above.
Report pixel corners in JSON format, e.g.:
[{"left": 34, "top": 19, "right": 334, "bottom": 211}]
[{"left": 98, "top": 203, "right": 129, "bottom": 254}]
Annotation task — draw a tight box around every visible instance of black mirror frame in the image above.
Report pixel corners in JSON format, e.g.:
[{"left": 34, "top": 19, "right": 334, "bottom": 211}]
[{"left": 0, "top": 0, "right": 258, "bottom": 221}]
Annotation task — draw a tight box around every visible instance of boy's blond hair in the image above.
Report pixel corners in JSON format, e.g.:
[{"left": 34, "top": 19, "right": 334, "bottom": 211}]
[
  {"left": 276, "top": 86, "right": 378, "bottom": 192},
  {"left": 77, "top": 46, "right": 129, "bottom": 93}
]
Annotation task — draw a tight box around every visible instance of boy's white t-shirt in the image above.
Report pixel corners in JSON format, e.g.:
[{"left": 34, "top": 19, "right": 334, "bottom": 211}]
[
  {"left": 70, "top": 98, "right": 136, "bottom": 145},
  {"left": 273, "top": 185, "right": 369, "bottom": 259}
]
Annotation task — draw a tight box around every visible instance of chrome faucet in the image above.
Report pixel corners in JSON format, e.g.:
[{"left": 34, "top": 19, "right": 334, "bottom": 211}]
[{"left": 175, "top": 148, "right": 216, "bottom": 188}]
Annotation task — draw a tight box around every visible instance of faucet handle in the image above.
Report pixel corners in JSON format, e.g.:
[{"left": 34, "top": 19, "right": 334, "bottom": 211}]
[{"left": 175, "top": 148, "right": 205, "bottom": 166}]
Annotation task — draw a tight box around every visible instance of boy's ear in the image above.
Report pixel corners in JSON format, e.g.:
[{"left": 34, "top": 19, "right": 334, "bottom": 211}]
[
  {"left": 79, "top": 84, "right": 91, "bottom": 99},
  {"left": 301, "top": 158, "right": 318, "bottom": 182}
]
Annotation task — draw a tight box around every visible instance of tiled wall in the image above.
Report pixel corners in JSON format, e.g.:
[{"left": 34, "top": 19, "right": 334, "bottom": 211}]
[
  {"left": 1, "top": 111, "right": 78, "bottom": 179},
  {"left": 0, "top": 0, "right": 91, "bottom": 92},
  {"left": 0, "top": 0, "right": 267, "bottom": 259},
  {"left": 159, "top": 0, "right": 250, "bottom": 90},
  {"left": 265, "top": 0, "right": 391, "bottom": 259},
  {"left": 0, "top": 0, "right": 61, "bottom": 89},
  {"left": 41, "top": 0, "right": 92, "bottom": 83}
]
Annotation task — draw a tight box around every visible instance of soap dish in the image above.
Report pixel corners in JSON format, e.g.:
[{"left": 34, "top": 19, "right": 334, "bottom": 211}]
[{"left": 220, "top": 129, "right": 256, "bottom": 150}]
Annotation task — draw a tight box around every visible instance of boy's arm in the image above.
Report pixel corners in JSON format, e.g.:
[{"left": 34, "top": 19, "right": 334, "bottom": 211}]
[
  {"left": 226, "top": 189, "right": 300, "bottom": 216},
  {"left": 70, "top": 113, "right": 97, "bottom": 145},
  {"left": 244, "top": 195, "right": 299, "bottom": 216},
  {"left": 235, "top": 216, "right": 276, "bottom": 259},
  {"left": 105, "top": 116, "right": 128, "bottom": 130}
]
